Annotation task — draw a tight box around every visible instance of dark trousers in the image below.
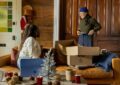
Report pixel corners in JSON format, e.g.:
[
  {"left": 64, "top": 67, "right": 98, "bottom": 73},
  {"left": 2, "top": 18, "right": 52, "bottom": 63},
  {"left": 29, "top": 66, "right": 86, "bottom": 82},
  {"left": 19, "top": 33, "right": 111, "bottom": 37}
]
[{"left": 78, "top": 34, "right": 93, "bottom": 47}]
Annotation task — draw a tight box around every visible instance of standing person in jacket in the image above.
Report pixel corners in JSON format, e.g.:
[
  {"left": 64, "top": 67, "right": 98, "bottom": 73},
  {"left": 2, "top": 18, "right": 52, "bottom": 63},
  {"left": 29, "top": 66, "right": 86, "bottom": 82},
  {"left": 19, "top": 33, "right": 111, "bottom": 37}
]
[
  {"left": 77, "top": 7, "right": 101, "bottom": 46},
  {"left": 17, "top": 24, "right": 41, "bottom": 68}
]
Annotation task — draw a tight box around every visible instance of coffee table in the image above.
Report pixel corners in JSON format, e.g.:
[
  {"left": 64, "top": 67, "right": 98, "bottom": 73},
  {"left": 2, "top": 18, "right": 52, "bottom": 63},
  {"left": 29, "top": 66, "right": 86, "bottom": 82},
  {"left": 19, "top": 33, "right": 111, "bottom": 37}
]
[
  {"left": 61, "top": 81, "right": 87, "bottom": 85},
  {"left": 0, "top": 79, "right": 35, "bottom": 85},
  {"left": 0, "top": 81, "right": 87, "bottom": 85},
  {"left": 0, "top": 71, "right": 87, "bottom": 85}
]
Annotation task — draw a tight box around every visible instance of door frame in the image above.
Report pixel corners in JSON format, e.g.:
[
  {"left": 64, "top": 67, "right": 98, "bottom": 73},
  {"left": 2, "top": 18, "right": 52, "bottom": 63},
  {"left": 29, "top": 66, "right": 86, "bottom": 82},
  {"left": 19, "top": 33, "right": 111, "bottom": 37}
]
[
  {"left": 53, "top": 0, "right": 60, "bottom": 47},
  {"left": 0, "top": 0, "right": 22, "bottom": 56}
]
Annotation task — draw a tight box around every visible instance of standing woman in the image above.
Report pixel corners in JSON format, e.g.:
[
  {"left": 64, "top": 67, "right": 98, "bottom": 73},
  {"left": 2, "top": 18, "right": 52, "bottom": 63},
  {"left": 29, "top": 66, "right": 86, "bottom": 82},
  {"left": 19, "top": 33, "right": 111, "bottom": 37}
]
[
  {"left": 17, "top": 24, "right": 41, "bottom": 68},
  {"left": 77, "top": 7, "right": 101, "bottom": 46}
]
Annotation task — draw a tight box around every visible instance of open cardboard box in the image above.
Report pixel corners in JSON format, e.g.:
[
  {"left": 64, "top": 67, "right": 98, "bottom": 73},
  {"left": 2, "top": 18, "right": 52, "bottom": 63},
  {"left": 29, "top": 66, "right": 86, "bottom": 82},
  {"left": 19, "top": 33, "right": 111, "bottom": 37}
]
[
  {"left": 66, "top": 46, "right": 100, "bottom": 56},
  {"left": 66, "top": 46, "right": 100, "bottom": 66},
  {"left": 67, "top": 55, "right": 93, "bottom": 66}
]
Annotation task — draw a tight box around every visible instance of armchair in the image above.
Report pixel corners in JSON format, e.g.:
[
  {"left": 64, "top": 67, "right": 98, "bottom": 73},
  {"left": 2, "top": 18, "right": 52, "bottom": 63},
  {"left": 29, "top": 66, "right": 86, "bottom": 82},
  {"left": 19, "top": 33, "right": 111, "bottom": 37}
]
[
  {"left": 55, "top": 39, "right": 77, "bottom": 65},
  {"left": 0, "top": 54, "right": 19, "bottom": 72}
]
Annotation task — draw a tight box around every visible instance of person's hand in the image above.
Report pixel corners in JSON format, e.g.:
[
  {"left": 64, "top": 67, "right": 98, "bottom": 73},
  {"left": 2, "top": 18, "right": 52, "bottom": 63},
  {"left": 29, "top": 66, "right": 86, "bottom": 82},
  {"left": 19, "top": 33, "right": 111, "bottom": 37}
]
[
  {"left": 77, "top": 30, "right": 81, "bottom": 35},
  {"left": 88, "top": 30, "right": 94, "bottom": 35}
]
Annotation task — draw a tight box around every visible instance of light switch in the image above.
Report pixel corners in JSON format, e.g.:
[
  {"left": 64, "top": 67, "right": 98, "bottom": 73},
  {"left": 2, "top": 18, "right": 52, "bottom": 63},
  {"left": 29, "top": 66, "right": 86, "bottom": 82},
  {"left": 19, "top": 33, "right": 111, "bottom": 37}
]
[{"left": 12, "top": 35, "right": 16, "bottom": 40}]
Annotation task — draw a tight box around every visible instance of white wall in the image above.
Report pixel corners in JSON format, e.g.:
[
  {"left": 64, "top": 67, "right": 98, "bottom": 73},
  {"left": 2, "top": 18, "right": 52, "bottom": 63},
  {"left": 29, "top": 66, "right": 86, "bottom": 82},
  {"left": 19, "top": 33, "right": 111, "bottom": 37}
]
[{"left": 0, "top": 0, "right": 21, "bottom": 56}]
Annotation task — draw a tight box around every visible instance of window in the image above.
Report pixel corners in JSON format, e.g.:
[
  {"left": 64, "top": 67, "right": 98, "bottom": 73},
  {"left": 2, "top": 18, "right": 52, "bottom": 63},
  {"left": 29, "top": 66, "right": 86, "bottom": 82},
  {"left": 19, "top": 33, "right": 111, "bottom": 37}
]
[{"left": 0, "top": 1, "right": 12, "bottom": 32}]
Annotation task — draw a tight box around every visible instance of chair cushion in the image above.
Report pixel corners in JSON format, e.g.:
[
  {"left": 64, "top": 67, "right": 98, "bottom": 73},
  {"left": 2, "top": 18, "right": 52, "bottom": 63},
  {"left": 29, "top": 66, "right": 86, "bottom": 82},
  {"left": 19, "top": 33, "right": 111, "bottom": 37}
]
[
  {"left": 56, "top": 66, "right": 113, "bottom": 79},
  {"left": 0, "top": 66, "right": 19, "bottom": 73},
  {"left": 0, "top": 55, "right": 11, "bottom": 67},
  {"left": 11, "top": 47, "right": 19, "bottom": 66}
]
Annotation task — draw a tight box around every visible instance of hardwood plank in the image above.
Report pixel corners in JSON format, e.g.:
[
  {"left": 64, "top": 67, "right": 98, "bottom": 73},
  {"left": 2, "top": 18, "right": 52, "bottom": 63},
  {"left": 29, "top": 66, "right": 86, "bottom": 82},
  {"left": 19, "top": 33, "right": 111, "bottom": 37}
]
[
  {"left": 111, "top": 0, "right": 120, "bottom": 36},
  {"left": 38, "top": 27, "right": 53, "bottom": 41},
  {"left": 87, "top": 0, "right": 97, "bottom": 19},
  {"left": 97, "top": 40, "right": 120, "bottom": 51},
  {"left": 22, "top": 0, "right": 54, "bottom": 48},
  {"left": 106, "top": 0, "right": 112, "bottom": 36},
  {"left": 33, "top": 17, "right": 53, "bottom": 27},
  {"left": 31, "top": 0, "right": 53, "bottom": 6},
  {"left": 66, "top": 0, "right": 72, "bottom": 35},
  {"left": 33, "top": 6, "right": 53, "bottom": 17},
  {"left": 72, "top": 0, "right": 78, "bottom": 37},
  {"left": 79, "top": 0, "right": 87, "bottom": 7},
  {"left": 39, "top": 41, "right": 53, "bottom": 48},
  {"left": 97, "top": 0, "right": 107, "bottom": 36},
  {"left": 59, "top": 0, "right": 66, "bottom": 40}
]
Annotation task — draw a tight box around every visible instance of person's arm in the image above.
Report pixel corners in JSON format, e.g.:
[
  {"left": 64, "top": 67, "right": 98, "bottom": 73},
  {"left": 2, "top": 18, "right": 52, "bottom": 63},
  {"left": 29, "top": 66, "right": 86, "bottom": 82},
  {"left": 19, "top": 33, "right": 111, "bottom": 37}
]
[
  {"left": 92, "top": 18, "right": 101, "bottom": 32},
  {"left": 88, "top": 18, "right": 101, "bottom": 35},
  {"left": 88, "top": 29, "right": 94, "bottom": 35},
  {"left": 77, "top": 19, "right": 81, "bottom": 35}
]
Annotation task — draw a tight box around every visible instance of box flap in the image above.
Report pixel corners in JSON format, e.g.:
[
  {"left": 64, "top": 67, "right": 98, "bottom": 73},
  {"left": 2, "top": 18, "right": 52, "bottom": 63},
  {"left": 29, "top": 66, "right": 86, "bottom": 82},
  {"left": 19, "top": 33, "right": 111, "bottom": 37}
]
[
  {"left": 66, "top": 46, "right": 100, "bottom": 56},
  {"left": 78, "top": 47, "right": 100, "bottom": 56},
  {"left": 67, "top": 55, "right": 92, "bottom": 66},
  {"left": 66, "top": 46, "right": 78, "bottom": 55}
]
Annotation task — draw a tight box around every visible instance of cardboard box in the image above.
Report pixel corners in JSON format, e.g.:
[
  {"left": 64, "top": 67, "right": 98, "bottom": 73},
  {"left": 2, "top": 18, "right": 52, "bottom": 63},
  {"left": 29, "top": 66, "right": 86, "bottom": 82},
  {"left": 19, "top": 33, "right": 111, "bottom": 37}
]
[
  {"left": 66, "top": 46, "right": 100, "bottom": 66},
  {"left": 67, "top": 55, "right": 92, "bottom": 66},
  {"left": 66, "top": 46, "right": 100, "bottom": 56}
]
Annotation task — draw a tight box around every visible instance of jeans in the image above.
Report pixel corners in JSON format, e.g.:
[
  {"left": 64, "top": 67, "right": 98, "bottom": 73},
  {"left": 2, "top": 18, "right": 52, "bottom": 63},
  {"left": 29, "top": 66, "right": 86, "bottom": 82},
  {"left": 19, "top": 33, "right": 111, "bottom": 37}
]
[{"left": 78, "top": 34, "right": 93, "bottom": 46}]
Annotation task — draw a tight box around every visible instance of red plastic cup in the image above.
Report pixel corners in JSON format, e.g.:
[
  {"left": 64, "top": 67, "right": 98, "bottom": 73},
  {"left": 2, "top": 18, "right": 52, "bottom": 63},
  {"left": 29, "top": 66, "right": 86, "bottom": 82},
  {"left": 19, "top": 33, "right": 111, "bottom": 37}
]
[
  {"left": 36, "top": 76, "right": 43, "bottom": 85},
  {"left": 74, "top": 75, "right": 81, "bottom": 84},
  {"left": 5, "top": 72, "right": 13, "bottom": 77}
]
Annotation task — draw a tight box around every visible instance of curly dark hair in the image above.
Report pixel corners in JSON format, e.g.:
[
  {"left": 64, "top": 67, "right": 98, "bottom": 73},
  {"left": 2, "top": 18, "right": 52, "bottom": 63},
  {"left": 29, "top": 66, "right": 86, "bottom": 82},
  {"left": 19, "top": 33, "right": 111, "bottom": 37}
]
[
  {"left": 19, "top": 24, "right": 40, "bottom": 50},
  {"left": 23, "top": 24, "right": 40, "bottom": 39},
  {"left": 21, "top": 24, "right": 40, "bottom": 44}
]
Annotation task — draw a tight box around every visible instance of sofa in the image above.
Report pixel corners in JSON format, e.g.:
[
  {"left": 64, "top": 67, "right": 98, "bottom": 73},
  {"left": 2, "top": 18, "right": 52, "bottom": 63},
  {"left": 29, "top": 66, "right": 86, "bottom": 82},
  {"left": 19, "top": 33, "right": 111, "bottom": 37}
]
[
  {"left": 0, "top": 40, "right": 120, "bottom": 84},
  {"left": 55, "top": 39, "right": 120, "bottom": 85}
]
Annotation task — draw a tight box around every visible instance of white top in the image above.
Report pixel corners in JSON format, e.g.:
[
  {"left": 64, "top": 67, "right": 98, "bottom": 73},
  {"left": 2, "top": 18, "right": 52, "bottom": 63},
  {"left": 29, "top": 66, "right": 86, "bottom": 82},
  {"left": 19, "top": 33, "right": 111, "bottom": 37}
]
[{"left": 19, "top": 37, "right": 41, "bottom": 59}]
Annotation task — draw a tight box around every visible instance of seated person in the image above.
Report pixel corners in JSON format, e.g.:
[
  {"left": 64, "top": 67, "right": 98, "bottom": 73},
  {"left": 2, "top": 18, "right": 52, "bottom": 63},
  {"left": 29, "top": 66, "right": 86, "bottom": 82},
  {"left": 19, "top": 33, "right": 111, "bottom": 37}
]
[{"left": 17, "top": 24, "right": 41, "bottom": 68}]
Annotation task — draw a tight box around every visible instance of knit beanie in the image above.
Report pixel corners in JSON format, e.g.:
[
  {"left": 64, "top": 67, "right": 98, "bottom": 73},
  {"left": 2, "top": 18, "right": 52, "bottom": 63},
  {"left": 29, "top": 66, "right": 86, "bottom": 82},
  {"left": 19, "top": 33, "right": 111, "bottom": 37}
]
[{"left": 79, "top": 7, "right": 88, "bottom": 12}]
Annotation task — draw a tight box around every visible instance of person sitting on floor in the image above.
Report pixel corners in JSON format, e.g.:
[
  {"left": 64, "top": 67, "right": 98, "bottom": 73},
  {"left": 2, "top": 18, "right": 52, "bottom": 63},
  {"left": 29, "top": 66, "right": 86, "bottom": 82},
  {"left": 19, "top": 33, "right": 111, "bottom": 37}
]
[{"left": 17, "top": 24, "right": 41, "bottom": 68}]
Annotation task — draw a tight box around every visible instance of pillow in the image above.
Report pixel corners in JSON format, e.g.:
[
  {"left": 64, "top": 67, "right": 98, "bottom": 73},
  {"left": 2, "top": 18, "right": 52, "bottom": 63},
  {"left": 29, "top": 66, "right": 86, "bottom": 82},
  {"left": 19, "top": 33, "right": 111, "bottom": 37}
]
[
  {"left": 58, "top": 43, "right": 66, "bottom": 55},
  {"left": 11, "top": 47, "right": 19, "bottom": 67}
]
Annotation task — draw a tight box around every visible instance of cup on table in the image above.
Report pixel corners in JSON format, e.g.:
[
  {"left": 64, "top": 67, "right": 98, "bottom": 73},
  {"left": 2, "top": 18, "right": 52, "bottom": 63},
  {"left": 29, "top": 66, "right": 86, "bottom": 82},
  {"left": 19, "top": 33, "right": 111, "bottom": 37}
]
[
  {"left": 65, "top": 69, "right": 73, "bottom": 81},
  {"left": 5, "top": 72, "right": 13, "bottom": 77},
  {"left": 74, "top": 74, "right": 81, "bottom": 84},
  {"left": 36, "top": 76, "right": 43, "bottom": 85}
]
